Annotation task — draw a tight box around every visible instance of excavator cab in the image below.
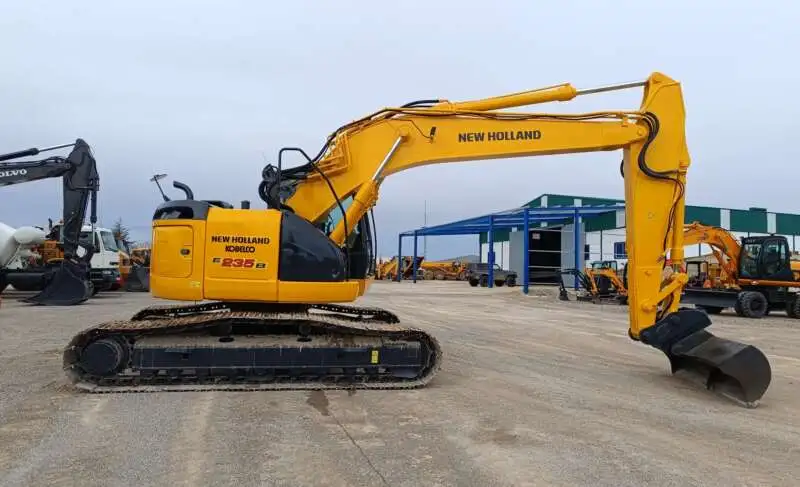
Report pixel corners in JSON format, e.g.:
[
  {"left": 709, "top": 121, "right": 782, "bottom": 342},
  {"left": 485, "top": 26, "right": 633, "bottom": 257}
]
[
  {"left": 686, "top": 261, "right": 711, "bottom": 288},
  {"left": 326, "top": 200, "right": 376, "bottom": 281},
  {"left": 740, "top": 236, "right": 794, "bottom": 282}
]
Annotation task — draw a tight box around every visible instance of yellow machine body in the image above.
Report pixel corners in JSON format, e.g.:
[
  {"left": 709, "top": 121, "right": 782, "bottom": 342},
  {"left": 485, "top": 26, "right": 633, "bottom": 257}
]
[{"left": 151, "top": 208, "right": 362, "bottom": 303}]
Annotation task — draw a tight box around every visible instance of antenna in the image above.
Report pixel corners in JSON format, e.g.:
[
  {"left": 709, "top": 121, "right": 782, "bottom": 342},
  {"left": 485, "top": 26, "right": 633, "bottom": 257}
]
[{"left": 150, "top": 173, "right": 169, "bottom": 201}]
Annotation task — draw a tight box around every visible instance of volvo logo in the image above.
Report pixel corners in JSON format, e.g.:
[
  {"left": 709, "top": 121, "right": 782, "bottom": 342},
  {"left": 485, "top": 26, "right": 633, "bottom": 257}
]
[{"left": 0, "top": 169, "right": 27, "bottom": 178}]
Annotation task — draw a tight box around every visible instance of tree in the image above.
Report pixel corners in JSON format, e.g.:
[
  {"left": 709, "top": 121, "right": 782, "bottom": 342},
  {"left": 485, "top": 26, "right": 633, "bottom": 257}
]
[{"left": 111, "top": 218, "right": 132, "bottom": 251}]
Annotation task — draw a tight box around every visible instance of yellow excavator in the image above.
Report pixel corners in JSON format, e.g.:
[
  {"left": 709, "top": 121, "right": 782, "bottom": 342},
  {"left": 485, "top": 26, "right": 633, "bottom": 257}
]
[
  {"left": 62, "top": 72, "right": 772, "bottom": 407},
  {"left": 587, "top": 260, "right": 628, "bottom": 302},
  {"left": 681, "top": 222, "right": 800, "bottom": 318},
  {"left": 559, "top": 261, "right": 628, "bottom": 304}
]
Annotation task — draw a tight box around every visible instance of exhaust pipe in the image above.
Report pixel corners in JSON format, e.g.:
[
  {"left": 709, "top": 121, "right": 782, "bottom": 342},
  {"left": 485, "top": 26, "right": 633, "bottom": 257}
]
[
  {"left": 639, "top": 308, "right": 772, "bottom": 408},
  {"left": 23, "top": 260, "right": 92, "bottom": 306}
]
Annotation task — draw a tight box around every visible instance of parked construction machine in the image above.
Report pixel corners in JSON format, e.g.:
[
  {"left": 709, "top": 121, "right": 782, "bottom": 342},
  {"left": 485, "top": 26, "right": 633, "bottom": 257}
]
[
  {"left": 680, "top": 222, "right": 800, "bottom": 318},
  {"left": 377, "top": 256, "right": 424, "bottom": 280},
  {"left": 62, "top": 73, "right": 772, "bottom": 407},
  {"left": 0, "top": 139, "right": 100, "bottom": 305},
  {"left": 124, "top": 247, "right": 151, "bottom": 292},
  {"left": 590, "top": 260, "right": 628, "bottom": 302},
  {"left": 560, "top": 260, "right": 628, "bottom": 304},
  {"left": 420, "top": 260, "right": 468, "bottom": 280},
  {"left": 26, "top": 220, "right": 122, "bottom": 294},
  {"left": 118, "top": 244, "right": 151, "bottom": 292}
]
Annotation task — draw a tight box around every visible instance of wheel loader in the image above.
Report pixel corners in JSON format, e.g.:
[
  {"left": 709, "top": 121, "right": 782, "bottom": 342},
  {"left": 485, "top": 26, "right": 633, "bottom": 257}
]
[{"left": 62, "top": 72, "right": 772, "bottom": 407}]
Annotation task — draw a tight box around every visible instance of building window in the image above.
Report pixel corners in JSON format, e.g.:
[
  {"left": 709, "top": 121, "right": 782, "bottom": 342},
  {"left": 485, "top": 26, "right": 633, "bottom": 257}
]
[
  {"left": 584, "top": 244, "right": 590, "bottom": 262},
  {"left": 614, "top": 241, "right": 627, "bottom": 259}
]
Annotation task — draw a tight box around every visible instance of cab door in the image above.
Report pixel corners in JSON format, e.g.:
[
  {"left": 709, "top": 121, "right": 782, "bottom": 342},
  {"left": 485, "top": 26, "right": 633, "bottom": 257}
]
[
  {"left": 151, "top": 223, "right": 203, "bottom": 300},
  {"left": 759, "top": 237, "right": 794, "bottom": 282},
  {"left": 153, "top": 226, "right": 194, "bottom": 278}
]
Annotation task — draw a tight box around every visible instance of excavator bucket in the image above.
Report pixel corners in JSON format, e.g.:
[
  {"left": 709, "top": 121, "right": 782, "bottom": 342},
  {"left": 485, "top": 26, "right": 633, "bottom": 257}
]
[
  {"left": 640, "top": 308, "right": 771, "bottom": 408},
  {"left": 24, "top": 260, "right": 92, "bottom": 306},
  {"left": 123, "top": 264, "right": 150, "bottom": 292}
]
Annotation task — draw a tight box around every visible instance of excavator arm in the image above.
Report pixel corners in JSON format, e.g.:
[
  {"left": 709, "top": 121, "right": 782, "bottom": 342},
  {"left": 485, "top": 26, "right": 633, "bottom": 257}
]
[
  {"left": 263, "top": 73, "right": 685, "bottom": 338},
  {"left": 0, "top": 139, "right": 100, "bottom": 305},
  {"left": 255, "top": 72, "right": 770, "bottom": 405},
  {"left": 682, "top": 222, "right": 741, "bottom": 283}
]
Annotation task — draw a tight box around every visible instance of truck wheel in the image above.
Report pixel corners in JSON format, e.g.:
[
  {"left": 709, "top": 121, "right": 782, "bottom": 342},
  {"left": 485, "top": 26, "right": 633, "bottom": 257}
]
[
  {"left": 505, "top": 276, "right": 516, "bottom": 287},
  {"left": 434, "top": 271, "right": 445, "bottom": 280},
  {"left": 469, "top": 278, "right": 479, "bottom": 287},
  {"left": 738, "top": 291, "right": 768, "bottom": 319},
  {"left": 697, "top": 305, "right": 723, "bottom": 315},
  {"left": 734, "top": 296, "right": 744, "bottom": 317},
  {"left": 787, "top": 295, "right": 800, "bottom": 318},
  {"left": 479, "top": 275, "right": 489, "bottom": 287}
]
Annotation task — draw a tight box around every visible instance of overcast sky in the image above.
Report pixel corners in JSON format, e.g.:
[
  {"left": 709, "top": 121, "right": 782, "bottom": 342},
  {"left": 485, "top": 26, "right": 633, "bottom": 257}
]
[{"left": 1, "top": 1, "right": 796, "bottom": 259}]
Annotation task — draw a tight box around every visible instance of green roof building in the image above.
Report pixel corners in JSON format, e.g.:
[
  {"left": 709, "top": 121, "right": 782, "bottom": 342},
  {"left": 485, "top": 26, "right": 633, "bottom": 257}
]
[{"left": 478, "top": 193, "right": 800, "bottom": 283}]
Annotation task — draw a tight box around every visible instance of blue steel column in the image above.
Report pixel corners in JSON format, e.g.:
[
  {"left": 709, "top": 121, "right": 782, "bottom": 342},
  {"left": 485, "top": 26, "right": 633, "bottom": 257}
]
[
  {"left": 487, "top": 215, "right": 495, "bottom": 288},
  {"left": 523, "top": 208, "right": 530, "bottom": 295},
  {"left": 573, "top": 209, "right": 581, "bottom": 290},
  {"left": 396, "top": 235, "right": 402, "bottom": 282},
  {"left": 412, "top": 230, "right": 419, "bottom": 283}
]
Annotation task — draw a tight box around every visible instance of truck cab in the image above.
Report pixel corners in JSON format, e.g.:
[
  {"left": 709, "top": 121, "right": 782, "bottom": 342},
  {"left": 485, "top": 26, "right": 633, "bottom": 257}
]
[{"left": 76, "top": 225, "right": 122, "bottom": 292}]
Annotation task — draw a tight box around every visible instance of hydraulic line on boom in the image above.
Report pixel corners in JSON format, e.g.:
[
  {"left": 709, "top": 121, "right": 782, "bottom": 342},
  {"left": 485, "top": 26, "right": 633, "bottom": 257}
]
[{"left": 63, "top": 73, "right": 771, "bottom": 407}]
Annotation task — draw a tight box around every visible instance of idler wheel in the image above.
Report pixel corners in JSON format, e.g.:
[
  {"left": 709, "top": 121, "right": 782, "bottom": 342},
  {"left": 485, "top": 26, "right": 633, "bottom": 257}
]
[{"left": 80, "top": 338, "right": 129, "bottom": 376}]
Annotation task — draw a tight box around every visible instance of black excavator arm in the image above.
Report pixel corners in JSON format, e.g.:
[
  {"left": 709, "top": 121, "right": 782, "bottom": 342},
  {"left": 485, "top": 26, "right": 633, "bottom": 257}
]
[{"left": 0, "top": 138, "right": 100, "bottom": 305}]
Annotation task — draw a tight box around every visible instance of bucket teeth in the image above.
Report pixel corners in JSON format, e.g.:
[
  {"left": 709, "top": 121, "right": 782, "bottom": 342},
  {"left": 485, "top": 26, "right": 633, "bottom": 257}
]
[{"left": 640, "top": 308, "right": 772, "bottom": 407}]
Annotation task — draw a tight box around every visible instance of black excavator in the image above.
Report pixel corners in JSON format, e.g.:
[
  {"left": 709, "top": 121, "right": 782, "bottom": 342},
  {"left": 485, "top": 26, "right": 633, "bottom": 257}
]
[{"left": 0, "top": 139, "right": 100, "bottom": 305}]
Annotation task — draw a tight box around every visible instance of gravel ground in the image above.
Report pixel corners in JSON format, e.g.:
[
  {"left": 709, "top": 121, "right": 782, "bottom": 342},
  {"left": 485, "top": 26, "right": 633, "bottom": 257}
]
[{"left": 0, "top": 281, "right": 798, "bottom": 487}]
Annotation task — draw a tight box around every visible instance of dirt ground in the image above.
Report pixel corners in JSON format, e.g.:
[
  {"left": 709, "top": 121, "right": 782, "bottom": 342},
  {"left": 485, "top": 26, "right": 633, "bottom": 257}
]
[{"left": 0, "top": 281, "right": 798, "bottom": 487}]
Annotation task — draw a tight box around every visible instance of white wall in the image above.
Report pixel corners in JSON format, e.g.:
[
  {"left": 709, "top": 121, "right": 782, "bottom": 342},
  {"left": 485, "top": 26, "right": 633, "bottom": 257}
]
[
  {"left": 585, "top": 228, "right": 628, "bottom": 266},
  {"left": 508, "top": 230, "right": 524, "bottom": 276},
  {"left": 584, "top": 228, "right": 800, "bottom": 267},
  {"left": 480, "top": 240, "right": 511, "bottom": 269},
  {"left": 560, "top": 222, "right": 585, "bottom": 287}
]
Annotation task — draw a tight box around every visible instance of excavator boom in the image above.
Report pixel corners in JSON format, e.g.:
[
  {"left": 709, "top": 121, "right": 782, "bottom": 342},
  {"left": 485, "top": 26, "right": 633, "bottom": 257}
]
[
  {"left": 682, "top": 222, "right": 741, "bottom": 283},
  {"left": 0, "top": 139, "right": 100, "bottom": 305},
  {"left": 63, "top": 74, "right": 771, "bottom": 406}
]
